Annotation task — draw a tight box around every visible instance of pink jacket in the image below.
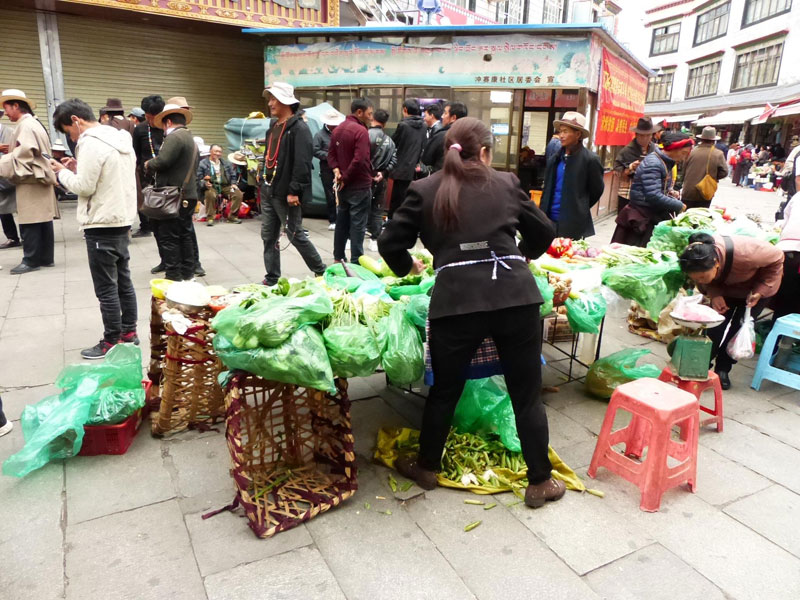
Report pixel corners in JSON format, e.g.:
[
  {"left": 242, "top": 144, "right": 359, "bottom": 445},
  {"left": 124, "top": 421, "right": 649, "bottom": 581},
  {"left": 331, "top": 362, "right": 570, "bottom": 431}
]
[{"left": 700, "top": 235, "right": 785, "bottom": 299}]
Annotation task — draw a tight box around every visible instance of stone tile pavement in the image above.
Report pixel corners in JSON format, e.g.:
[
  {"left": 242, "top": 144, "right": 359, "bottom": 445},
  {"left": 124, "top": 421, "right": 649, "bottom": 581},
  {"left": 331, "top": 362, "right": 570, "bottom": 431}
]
[{"left": 1, "top": 180, "right": 799, "bottom": 599}]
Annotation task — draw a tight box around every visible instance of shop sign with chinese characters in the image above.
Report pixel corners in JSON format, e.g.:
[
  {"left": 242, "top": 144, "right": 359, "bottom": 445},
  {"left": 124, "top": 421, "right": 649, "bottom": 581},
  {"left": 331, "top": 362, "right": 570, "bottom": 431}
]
[
  {"left": 595, "top": 48, "right": 648, "bottom": 146},
  {"left": 264, "top": 36, "right": 591, "bottom": 88}
]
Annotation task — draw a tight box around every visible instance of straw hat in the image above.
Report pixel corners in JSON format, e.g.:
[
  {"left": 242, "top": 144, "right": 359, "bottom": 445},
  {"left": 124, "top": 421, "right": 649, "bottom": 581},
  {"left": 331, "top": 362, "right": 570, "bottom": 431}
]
[
  {"left": 696, "top": 126, "right": 720, "bottom": 141},
  {"left": 228, "top": 151, "right": 247, "bottom": 166},
  {"left": 0, "top": 88, "right": 36, "bottom": 110},
  {"left": 553, "top": 111, "right": 590, "bottom": 137},
  {"left": 262, "top": 82, "right": 299, "bottom": 106},
  {"left": 153, "top": 96, "right": 193, "bottom": 129},
  {"left": 321, "top": 109, "right": 345, "bottom": 127}
]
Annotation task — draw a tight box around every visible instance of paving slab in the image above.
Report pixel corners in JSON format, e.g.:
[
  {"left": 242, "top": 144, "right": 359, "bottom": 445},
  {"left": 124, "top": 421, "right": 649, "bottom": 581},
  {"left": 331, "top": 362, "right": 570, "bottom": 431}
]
[
  {"left": 554, "top": 438, "right": 598, "bottom": 471},
  {"left": 733, "top": 406, "right": 800, "bottom": 451},
  {"left": 66, "top": 430, "right": 175, "bottom": 524},
  {"left": 6, "top": 293, "right": 63, "bottom": 318},
  {"left": 185, "top": 508, "right": 314, "bottom": 576},
  {"left": 305, "top": 461, "right": 475, "bottom": 600},
  {"left": 767, "top": 388, "right": 800, "bottom": 415},
  {"left": 1, "top": 314, "right": 65, "bottom": 337},
  {"left": 349, "top": 395, "right": 411, "bottom": 459},
  {"left": 558, "top": 398, "right": 632, "bottom": 436},
  {"left": 0, "top": 332, "right": 64, "bottom": 387},
  {"left": 204, "top": 545, "right": 347, "bottom": 600},
  {"left": 583, "top": 543, "right": 726, "bottom": 600},
  {"left": 545, "top": 405, "right": 596, "bottom": 449},
  {"left": 694, "top": 444, "right": 771, "bottom": 507},
  {"left": 0, "top": 383, "right": 59, "bottom": 422},
  {"left": 166, "top": 432, "right": 233, "bottom": 499},
  {"left": 66, "top": 499, "right": 205, "bottom": 600},
  {"left": 406, "top": 486, "right": 600, "bottom": 599},
  {"left": 724, "top": 485, "right": 800, "bottom": 559}
]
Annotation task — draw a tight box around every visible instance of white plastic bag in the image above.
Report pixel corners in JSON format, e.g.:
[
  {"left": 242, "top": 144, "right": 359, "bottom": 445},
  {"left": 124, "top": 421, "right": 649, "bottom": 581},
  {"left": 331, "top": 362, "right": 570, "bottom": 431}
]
[{"left": 726, "top": 307, "right": 756, "bottom": 361}]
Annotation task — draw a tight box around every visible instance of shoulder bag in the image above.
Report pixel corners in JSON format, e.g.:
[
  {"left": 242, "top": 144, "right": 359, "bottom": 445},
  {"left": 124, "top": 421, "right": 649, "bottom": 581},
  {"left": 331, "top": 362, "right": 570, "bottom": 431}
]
[
  {"left": 141, "top": 143, "right": 197, "bottom": 220},
  {"left": 695, "top": 147, "right": 719, "bottom": 202}
]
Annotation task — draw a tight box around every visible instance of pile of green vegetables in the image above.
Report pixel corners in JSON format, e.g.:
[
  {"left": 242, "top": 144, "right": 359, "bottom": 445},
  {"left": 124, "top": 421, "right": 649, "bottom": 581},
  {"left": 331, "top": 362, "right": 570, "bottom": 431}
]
[{"left": 646, "top": 208, "right": 718, "bottom": 254}]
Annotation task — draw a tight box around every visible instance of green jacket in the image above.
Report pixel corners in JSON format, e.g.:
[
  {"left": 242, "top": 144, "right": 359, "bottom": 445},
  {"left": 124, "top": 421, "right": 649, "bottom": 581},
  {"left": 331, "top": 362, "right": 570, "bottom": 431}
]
[{"left": 146, "top": 126, "right": 198, "bottom": 200}]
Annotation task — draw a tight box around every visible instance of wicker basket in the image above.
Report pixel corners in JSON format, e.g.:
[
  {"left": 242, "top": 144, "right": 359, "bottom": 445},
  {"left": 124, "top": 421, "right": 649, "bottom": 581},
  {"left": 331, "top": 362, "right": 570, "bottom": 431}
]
[
  {"left": 216, "top": 373, "right": 357, "bottom": 539},
  {"left": 151, "top": 311, "right": 225, "bottom": 436},
  {"left": 148, "top": 296, "right": 168, "bottom": 400}
]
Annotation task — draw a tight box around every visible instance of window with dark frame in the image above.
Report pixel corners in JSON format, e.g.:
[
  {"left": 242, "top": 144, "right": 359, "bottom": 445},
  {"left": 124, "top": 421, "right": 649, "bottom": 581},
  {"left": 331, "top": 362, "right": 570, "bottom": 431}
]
[
  {"left": 646, "top": 70, "right": 675, "bottom": 102},
  {"left": 650, "top": 23, "right": 681, "bottom": 56},
  {"left": 742, "top": 0, "right": 792, "bottom": 27},
  {"left": 732, "top": 41, "right": 784, "bottom": 90},
  {"left": 685, "top": 60, "right": 721, "bottom": 98},
  {"left": 694, "top": 2, "right": 730, "bottom": 45}
]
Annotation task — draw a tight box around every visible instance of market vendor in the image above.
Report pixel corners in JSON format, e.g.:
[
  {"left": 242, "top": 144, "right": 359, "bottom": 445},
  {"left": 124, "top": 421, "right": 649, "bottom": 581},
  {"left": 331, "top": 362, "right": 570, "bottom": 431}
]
[
  {"left": 378, "top": 117, "right": 565, "bottom": 508},
  {"left": 611, "top": 132, "right": 692, "bottom": 248},
  {"left": 679, "top": 233, "right": 784, "bottom": 389}
]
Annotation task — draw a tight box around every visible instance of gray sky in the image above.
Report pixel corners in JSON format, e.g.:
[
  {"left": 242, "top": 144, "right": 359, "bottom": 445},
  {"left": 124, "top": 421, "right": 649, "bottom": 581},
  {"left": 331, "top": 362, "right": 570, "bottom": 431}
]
[{"left": 613, "top": 0, "right": 649, "bottom": 62}]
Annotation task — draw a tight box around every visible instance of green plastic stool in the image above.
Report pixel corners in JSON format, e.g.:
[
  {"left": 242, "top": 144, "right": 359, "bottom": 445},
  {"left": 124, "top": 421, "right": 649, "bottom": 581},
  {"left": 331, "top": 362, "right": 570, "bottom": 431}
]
[{"left": 751, "top": 314, "right": 800, "bottom": 392}]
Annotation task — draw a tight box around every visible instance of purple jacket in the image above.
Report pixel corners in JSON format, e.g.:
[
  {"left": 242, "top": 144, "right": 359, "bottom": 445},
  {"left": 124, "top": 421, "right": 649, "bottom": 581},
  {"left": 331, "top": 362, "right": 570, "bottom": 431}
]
[{"left": 328, "top": 115, "right": 373, "bottom": 190}]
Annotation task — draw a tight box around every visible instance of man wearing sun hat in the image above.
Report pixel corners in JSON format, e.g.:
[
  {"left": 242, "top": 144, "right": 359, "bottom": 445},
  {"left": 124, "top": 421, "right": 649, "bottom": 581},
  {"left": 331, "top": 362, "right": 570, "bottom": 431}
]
[
  {"left": 313, "top": 108, "right": 345, "bottom": 230},
  {"left": 0, "top": 89, "right": 58, "bottom": 274},
  {"left": 613, "top": 116, "right": 659, "bottom": 214},
  {"left": 540, "top": 111, "right": 604, "bottom": 239},
  {"left": 144, "top": 96, "right": 199, "bottom": 281},
  {"left": 681, "top": 126, "right": 729, "bottom": 209}
]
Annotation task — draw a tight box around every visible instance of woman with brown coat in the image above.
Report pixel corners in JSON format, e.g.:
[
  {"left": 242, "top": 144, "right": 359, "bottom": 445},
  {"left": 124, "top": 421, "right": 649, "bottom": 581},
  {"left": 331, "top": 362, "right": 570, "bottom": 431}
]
[{"left": 378, "top": 117, "right": 565, "bottom": 508}]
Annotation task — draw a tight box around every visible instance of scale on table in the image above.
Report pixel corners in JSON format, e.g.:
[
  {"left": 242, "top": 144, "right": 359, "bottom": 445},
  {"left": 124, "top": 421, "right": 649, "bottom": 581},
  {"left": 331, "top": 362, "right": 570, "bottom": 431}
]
[{"left": 667, "top": 313, "right": 725, "bottom": 380}]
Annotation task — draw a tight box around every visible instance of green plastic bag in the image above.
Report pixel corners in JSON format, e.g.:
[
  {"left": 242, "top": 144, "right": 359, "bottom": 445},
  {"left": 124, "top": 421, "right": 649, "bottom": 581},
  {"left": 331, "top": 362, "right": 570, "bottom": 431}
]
[
  {"left": 214, "top": 325, "right": 336, "bottom": 393},
  {"left": 565, "top": 293, "right": 607, "bottom": 334},
  {"left": 647, "top": 224, "right": 713, "bottom": 254},
  {"left": 324, "top": 262, "right": 380, "bottom": 292},
  {"left": 534, "top": 273, "right": 554, "bottom": 317},
  {"left": 601, "top": 260, "right": 685, "bottom": 320},
  {"left": 453, "top": 376, "right": 520, "bottom": 452},
  {"left": 323, "top": 323, "right": 381, "bottom": 378},
  {"left": 405, "top": 294, "right": 430, "bottom": 330},
  {"left": 378, "top": 304, "right": 424, "bottom": 386},
  {"left": 388, "top": 284, "right": 424, "bottom": 300},
  {"left": 585, "top": 348, "right": 662, "bottom": 399}
]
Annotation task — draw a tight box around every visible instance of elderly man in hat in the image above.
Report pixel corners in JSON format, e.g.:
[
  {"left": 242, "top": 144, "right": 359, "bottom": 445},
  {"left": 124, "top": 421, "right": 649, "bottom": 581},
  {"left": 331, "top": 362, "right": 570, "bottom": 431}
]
[
  {"left": 540, "top": 111, "right": 605, "bottom": 239},
  {"left": 313, "top": 108, "right": 345, "bottom": 230},
  {"left": 614, "top": 117, "right": 659, "bottom": 214},
  {"left": 99, "top": 98, "right": 135, "bottom": 137},
  {"left": 681, "top": 126, "right": 729, "bottom": 209},
  {"left": 144, "top": 96, "right": 199, "bottom": 281},
  {"left": 0, "top": 89, "right": 57, "bottom": 274},
  {"left": 259, "top": 82, "right": 327, "bottom": 286},
  {"left": 197, "top": 143, "right": 243, "bottom": 226},
  {"left": 0, "top": 105, "right": 20, "bottom": 250}
]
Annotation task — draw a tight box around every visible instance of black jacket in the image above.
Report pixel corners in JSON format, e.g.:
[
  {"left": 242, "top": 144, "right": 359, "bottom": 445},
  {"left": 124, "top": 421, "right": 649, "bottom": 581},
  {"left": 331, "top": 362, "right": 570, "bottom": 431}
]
[
  {"left": 369, "top": 126, "right": 397, "bottom": 174},
  {"left": 391, "top": 115, "right": 427, "bottom": 180},
  {"left": 263, "top": 112, "right": 313, "bottom": 202},
  {"left": 540, "top": 145, "right": 605, "bottom": 239},
  {"left": 379, "top": 169, "right": 555, "bottom": 320},
  {"left": 613, "top": 139, "right": 656, "bottom": 174},
  {"left": 196, "top": 157, "right": 237, "bottom": 197},
  {"left": 146, "top": 126, "right": 198, "bottom": 200},
  {"left": 420, "top": 123, "right": 449, "bottom": 173},
  {"left": 312, "top": 126, "right": 332, "bottom": 166},
  {"left": 132, "top": 122, "right": 163, "bottom": 167}
]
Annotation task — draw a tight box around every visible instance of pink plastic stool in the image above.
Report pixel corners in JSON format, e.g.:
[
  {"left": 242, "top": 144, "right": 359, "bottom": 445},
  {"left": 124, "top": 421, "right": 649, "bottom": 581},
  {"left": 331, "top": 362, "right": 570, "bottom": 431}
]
[
  {"left": 588, "top": 378, "right": 700, "bottom": 512},
  {"left": 658, "top": 367, "right": 724, "bottom": 433}
]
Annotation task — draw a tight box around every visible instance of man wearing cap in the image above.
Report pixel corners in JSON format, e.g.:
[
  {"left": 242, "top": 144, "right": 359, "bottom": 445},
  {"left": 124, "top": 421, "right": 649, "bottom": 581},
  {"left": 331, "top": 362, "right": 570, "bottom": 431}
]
[
  {"left": 329, "top": 97, "right": 375, "bottom": 263},
  {"left": 313, "top": 109, "right": 345, "bottom": 230},
  {"left": 197, "top": 144, "right": 242, "bottom": 225},
  {"left": 99, "top": 98, "right": 135, "bottom": 137},
  {"left": 128, "top": 107, "right": 146, "bottom": 125},
  {"left": 540, "top": 111, "right": 605, "bottom": 239},
  {"left": 614, "top": 117, "right": 660, "bottom": 214},
  {"left": 0, "top": 107, "right": 20, "bottom": 249},
  {"left": 681, "top": 127, "right": 729, "bottom": 209},
  {"left": 144, "top": 97, "right": 199, "bottom": 281},
  {"left": 132, "top": 95, "right": 165, "bottom": 242},
  {"left": 0, "top": 89, "right": 57, "bottom": 274},
  {"left": 259, "top": 82, "right": 327, "bottom": 285}
]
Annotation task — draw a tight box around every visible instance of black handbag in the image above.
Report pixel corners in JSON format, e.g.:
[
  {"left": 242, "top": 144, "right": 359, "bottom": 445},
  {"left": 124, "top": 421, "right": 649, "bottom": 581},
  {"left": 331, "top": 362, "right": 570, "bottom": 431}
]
[{"left": 141, "top": 145, "right": 197, "bottom": 220}]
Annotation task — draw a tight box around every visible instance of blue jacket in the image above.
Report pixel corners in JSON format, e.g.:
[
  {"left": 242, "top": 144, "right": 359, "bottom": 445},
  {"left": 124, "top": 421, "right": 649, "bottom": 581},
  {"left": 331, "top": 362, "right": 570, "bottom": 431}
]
[{"left": 628, "top": 150, "right": 683, "bottom": 221}]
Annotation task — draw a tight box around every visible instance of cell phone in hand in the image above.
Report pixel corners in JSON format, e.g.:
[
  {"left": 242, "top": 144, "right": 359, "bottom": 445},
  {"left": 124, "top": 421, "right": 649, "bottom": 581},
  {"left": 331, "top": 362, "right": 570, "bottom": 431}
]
[{"left": 41, "top": 152, "right": 53, "bottom": 160}]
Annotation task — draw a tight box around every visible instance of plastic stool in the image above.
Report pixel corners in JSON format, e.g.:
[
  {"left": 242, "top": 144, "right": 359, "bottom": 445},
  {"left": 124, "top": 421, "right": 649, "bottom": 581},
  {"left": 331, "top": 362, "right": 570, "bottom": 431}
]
[
  {"left": 588, "top": 378, "right": 700, "bottom": 512},
  {"left": 658, "top": 367, "right": 723, "bottom": 433},
  {"left": 752, "top": 314, "right": 800, "bottom": 392}
]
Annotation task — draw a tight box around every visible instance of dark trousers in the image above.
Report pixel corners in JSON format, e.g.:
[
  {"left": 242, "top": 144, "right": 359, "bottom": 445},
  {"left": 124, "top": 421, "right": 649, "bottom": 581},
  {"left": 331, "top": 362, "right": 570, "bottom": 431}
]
[
  {"left": 0, "top": 395, "right": 6, "bottom": 427},
  {"left": 709, "top": 296, "right": 768, "bottom": 373},
  {"left": 20, "top": 221, "right": 54, "bottom": 267},
  {"left": 260, "top": 183, "right": 326, "bottom": 285},
  {"left": 421, "top": 304, "right": 552, "bottom": 484},
  {"left": 1, "top": 213, "right": 19, "bottom": 242},
  {"left": 771, "top": 251, "right": 800, "bottom": 322},
  {"left": 333, "top": 186, "right": 371, "bottom": 263},
  {"left": 616, "top": 194, "right": 629, "bottom": 215},
  {"left": 319, "top": 163, "right": 337, "bottom": 224},
  {"left": 190, "top": 222, "right": 201, "bottom": 268},
  {"left": 138, "top": 211, "right": 151, "bottom": 232},
  {"left": 156, "top": 200, "right": 197, "bottom": 281},
  {"left": 369, "top": 179, "right": 387, "bottom": 239},
  {"left": 151, "top": 219, "right": 166, "bottom": 264},
  {"left": 389, "top": 179, "right": 411, "bottom": 219},
  {"left": 85, "top": 230, "right": 138, "bottom": 343}
]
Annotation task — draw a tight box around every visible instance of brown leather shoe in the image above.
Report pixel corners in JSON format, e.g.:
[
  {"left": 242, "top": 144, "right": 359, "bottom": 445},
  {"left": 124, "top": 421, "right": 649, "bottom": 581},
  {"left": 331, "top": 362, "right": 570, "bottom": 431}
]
[
  {"left": 395, "top": 454, "right": 438, "bottom": 490},
  {"left": 524, "top": 478, "right": 566, "bottom": 508}
]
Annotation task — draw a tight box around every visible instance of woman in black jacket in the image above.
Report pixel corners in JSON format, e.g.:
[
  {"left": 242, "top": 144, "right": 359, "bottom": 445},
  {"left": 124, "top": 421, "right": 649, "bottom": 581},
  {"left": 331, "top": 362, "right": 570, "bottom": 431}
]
[{"left": 378, "top": 118, "right": 565, "bottom": 508}]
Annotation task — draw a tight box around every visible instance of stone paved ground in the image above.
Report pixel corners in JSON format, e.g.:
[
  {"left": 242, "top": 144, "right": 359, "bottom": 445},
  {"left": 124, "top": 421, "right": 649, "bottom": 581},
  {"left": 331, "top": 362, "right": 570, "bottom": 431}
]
[{"left": 1, "top": 179, "right": 799, "bottom": 599}]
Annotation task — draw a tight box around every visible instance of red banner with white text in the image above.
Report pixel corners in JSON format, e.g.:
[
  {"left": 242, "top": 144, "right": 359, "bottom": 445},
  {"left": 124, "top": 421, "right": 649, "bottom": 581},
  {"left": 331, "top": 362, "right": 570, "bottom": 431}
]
[{"left": 595, "top": 49, "right": 648, "bottom": 146}]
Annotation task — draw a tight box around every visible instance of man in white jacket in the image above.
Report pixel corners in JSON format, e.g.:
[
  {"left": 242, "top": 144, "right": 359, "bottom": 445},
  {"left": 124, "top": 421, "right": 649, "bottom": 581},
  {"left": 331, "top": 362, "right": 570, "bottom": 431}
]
[{"left": 50, "top": 99, "right": 139, "bottom": 360}]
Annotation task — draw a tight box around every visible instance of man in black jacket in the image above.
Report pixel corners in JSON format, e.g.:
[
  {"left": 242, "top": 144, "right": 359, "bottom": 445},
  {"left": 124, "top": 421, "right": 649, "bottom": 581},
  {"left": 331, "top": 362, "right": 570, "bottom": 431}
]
[
  {"left": 131, "top": 95, "right": 164, "bottom": 239},
  {"left": 312, "top": 109, "right": 344, "bottom": 230},
  {"left": 388, "top": 98, "right": 427, "bottom": 218},
  {"left": 420, "top": 101, "right": 467, "bottom": 174},
  {"left": 540, "top": 112, "right": 605, "bottom": 239},
  {"left": 367, "top": 108, "right": 397, "bottom": 248},
  {"left": 259, "top": 82, "right": 326, "bottom": 286},
  {"left": 144, "top": 98, "right": 198, "bottom": 281}
]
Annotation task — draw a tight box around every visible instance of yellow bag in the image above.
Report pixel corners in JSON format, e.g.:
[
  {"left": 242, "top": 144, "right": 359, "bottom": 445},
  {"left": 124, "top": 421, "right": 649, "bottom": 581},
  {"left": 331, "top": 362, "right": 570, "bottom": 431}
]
[{"left": 695, "top": 148, "right": 718, "bottom": 201}]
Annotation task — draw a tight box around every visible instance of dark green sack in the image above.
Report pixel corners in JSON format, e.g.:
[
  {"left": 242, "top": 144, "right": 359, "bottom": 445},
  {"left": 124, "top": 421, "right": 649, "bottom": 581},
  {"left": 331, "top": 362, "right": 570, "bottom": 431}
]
[
  {"left": 453, "top": 376, "right": 520, "bottom": 452},
  {"left": 323, "top": 323, "right": 381, "bottom": 378},
  {"left": 378, "top": 304, "right": 424, "bottom": 386}
]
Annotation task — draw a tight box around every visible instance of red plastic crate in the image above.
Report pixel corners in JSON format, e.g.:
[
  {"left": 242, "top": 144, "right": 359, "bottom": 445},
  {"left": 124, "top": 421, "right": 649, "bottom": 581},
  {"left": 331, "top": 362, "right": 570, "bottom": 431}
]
[{"left": 78, "top": 380, "right": 151, "bottom": 457}]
